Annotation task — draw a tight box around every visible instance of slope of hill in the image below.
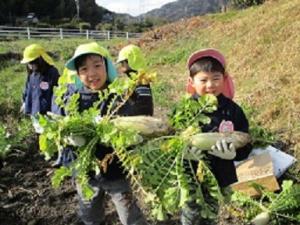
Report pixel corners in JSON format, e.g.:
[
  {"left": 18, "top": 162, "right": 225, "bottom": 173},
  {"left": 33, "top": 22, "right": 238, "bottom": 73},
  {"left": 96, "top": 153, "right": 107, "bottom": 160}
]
[{"left": 140, "top": 0, "right": 221, "bottom": 21}]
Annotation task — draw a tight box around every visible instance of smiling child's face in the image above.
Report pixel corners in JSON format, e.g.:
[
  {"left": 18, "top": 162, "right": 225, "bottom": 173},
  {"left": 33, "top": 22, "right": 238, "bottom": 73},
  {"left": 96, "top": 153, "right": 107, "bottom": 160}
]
[
  {"left": 77, "top": 55, "right": 107, "bottom": 90},
  {"left": 190, "top": 71, "right": 224, "bottom": 96}
]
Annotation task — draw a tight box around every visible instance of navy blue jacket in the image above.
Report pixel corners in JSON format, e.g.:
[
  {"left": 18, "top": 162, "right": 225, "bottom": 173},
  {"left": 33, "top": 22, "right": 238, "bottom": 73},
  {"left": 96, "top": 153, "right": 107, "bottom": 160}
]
[
  {"left": 194, "top": 94, "right": 252, "bottom": 187},
  {"left": 118, "top": 84, "right": 154, "bottom": 116},
  {"left": 23, "top": 66, "right": 59, "bottom": 115},
  {"left": 52, "top": 84, "right": 154, "bottom": 180}
]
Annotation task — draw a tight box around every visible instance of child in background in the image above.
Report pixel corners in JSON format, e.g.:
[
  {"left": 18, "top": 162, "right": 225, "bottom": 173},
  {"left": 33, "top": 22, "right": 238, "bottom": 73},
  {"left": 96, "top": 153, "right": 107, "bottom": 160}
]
[
  {"left": 116, "top": 44, "right": 154, "bottom": 116},
  {"left": 182, "top": 48, "right": 252, "bottom": 225},
  {"left": 21, "top": 44, "right": 60, "bottom": 115},
  {"left": 53, "top": 42, "right": 149, "bottom": 225}
]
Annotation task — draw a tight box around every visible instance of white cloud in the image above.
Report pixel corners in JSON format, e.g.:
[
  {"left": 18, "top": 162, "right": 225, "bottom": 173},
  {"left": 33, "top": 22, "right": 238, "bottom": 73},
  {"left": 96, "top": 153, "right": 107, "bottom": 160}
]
[{"left": 96, "top": 0, "right": 176, "bottom": 16}]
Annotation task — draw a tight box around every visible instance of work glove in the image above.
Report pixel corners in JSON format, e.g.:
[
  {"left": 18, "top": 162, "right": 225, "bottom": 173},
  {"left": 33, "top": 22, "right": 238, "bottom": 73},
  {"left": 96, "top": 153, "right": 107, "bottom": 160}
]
[
  {"left": 209, "top": 139, "right": 236, "bottom": 160},
  {"left": 31, "top": 116, "right": 44, "bottom": 134},
  {"left": 183, "top": 146, "right": 204, "bottom": 161},
  {"left": 65, "top": 135, "right": 86, "bottom": 147}
]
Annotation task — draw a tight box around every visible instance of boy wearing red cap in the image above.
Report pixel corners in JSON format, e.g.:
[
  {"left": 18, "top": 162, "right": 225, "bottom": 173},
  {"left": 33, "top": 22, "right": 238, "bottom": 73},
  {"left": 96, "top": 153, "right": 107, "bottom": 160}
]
[{"left": 182, "top": 49, "right": 252, "bottom": 225}]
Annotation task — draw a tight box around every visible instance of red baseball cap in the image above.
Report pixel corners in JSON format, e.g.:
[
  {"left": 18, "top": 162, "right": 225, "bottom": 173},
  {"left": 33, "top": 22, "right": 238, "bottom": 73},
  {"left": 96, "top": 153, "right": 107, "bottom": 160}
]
[{"left": 187, "top": 48, "right": 226, "bottom": 70}]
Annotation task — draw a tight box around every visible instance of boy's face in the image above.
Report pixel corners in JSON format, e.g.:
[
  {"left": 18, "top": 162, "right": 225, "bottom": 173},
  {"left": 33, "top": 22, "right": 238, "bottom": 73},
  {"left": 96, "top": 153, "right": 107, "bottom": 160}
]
[
  {"left": 190, "top": 71, "right": 224, "bottom": 96},
  {"left": 117, "top": 60, "right": 131, "bottom": 74},
  {"left": 77, "top": 55, "right": 107, "bottom": 90}
]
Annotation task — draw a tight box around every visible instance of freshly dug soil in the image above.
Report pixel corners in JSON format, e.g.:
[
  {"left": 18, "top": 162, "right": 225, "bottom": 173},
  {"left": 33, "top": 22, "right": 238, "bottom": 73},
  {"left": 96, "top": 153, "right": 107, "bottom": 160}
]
[{"left": 0, "top": 140, "right": 183, "bottom": 225}]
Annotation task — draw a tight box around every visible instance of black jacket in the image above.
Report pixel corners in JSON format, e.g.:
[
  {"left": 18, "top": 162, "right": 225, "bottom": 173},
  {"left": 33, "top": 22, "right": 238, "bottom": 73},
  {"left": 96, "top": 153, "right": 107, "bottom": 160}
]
[
  {"left": 52, "top": 84, "right": 153, "bottom": 180},
  {"left": 194, "top": 94, "right": 252, "bottom": 187},
  {"left": 118, "top": 84, "right": 154, "bottom": 116}
]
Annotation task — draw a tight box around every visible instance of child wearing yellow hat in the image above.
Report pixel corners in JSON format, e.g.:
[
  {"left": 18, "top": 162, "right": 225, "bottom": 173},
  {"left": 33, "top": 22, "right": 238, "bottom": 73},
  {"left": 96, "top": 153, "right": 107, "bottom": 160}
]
[
  {"left": 116, "top": 44, "right": 154, "bottom": 116},
  {"left": 53, "top": 42, "right": 149, "bottom": 225},
  {"left": 21, "top": 44, "right": 60, "bottom": 115}
]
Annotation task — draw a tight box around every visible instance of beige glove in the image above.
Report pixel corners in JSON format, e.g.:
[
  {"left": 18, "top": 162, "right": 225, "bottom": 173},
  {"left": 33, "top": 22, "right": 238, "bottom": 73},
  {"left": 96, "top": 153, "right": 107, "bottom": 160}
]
[{"left": 209, "top": 139, "right": 236, "bottom": 160}]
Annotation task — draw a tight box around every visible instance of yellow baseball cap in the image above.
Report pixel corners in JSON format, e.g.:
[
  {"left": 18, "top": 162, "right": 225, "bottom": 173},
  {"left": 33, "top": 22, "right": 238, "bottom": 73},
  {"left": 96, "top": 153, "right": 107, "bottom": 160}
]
[
  {"left": 65, "top": 42, "right": 118, "bottom": 82},
  {"left": 21, "top": 44, "right": 54, "bottom": 65},
  {"left": 65, "top": 42, "right": 110, "bottom": 71},
  {"left": 116, "top": 44, "right": 146, "bottom": 71}
]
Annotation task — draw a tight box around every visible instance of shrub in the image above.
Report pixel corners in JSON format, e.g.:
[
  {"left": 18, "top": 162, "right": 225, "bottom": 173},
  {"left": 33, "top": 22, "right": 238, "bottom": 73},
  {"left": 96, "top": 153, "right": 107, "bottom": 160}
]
[
  {"left": 35, "top": 22, "right": 52, "bottom": 28},
  {"left": 79, "top": 22, "right": 91, "bottom": 30},
  {"left": 96, "top": 23, "right": 114, "bottom": 31},
  {"left": 58, "top": 21, "right": 78, "bottom": 29}
]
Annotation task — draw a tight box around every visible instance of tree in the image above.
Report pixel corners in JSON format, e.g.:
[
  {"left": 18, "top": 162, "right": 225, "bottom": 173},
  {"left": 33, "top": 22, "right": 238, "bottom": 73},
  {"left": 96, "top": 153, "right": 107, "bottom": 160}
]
[
  {"left": 114, "top": 18, "right": 125, "bottom": 30},
  {"left": 55, "top": 0, "right": 65, "bottom": 19},
  {"left": 74, "top": 0, "right": 80, "bottom": 19},
  {"left": 230, "top": 0, "right": 265, "bottom": 8}
]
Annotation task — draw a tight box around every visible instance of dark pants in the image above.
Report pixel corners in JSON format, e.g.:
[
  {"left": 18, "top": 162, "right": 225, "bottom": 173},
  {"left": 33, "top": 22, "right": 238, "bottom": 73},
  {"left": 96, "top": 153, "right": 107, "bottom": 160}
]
[
  {"left": 181, "top": 201, "right": 215, "bottom": 225},
  {"left": 77, "top": 177, "right": 148, "bottom": 225},
  {"left": 181, "top": 201, "right": 202, "bottom": 225}
]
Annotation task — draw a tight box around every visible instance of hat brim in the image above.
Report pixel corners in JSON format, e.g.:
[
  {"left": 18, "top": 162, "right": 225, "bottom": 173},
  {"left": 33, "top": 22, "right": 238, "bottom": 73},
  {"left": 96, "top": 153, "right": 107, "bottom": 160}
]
[
  {"left": 187, "top": 49, "right": 226, "bottom": 69},
  {"left": 65, "top": 56, "right": 79, "bottom": 71},
  {"left": 65, "top": 53, "right": 118, "bottom": 83},
  {"left": 20, "top": 57, "right": 36, "bottom": 64},
  {"left": 115, "top": 56, "right": 126, "bottom": 64},
  {"left": 65, "top": 52, "right": 102, "bottom": 71}
]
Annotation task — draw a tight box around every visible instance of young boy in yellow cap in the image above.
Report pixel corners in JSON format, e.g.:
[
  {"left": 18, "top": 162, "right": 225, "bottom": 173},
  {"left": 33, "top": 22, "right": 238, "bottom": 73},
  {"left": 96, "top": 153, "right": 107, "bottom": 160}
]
[
  {"left": 53, "top": 42, "right": 149, "bottom": 225},
  {"left": 116, "top": 44, "right": 154, "bottom": 116},
  {"left": 21, "top": 44, "right": 60, "bottom": 115}
]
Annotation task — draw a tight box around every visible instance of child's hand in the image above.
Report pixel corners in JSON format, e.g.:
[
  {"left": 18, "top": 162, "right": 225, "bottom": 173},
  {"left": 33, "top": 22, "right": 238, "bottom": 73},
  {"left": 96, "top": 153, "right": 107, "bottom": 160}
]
[{"left": 209, "top": 140, "right": 236, "bottom": 160}]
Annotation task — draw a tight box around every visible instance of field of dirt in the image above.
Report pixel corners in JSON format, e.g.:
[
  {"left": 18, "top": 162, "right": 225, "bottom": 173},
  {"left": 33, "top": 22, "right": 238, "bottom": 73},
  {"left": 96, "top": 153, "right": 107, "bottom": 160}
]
[{"left": 0, "top": 140, "right": 123, "bottom": 225}]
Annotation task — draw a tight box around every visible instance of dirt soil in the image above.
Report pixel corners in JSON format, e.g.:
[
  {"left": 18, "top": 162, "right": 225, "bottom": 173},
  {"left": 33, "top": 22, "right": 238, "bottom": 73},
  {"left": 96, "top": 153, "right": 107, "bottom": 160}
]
[
  {"left": 0, "top": 141, "right": 122, "bottom": 225},
  {"left": 1, "top": 143, "right": 75, "bottom": 225}
]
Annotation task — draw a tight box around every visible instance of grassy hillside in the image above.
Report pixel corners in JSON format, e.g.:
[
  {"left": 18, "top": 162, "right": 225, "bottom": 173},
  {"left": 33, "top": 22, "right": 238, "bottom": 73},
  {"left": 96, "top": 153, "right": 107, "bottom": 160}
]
[{"left": 134, "top": 0, "right": 300, "bottom": 173}]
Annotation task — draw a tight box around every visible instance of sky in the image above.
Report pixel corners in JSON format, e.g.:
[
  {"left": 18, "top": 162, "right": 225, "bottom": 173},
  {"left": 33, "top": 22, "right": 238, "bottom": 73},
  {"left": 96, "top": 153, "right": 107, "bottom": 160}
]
[{"left": 96, "top": 0, "right": 177, "bottom": 16}]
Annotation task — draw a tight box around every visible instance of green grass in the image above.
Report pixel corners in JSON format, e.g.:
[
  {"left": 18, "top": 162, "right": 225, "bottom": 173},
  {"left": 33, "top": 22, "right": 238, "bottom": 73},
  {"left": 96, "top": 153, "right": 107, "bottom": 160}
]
[{"left": 0, "top": 38, "right": 124, "bottom": 56}]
